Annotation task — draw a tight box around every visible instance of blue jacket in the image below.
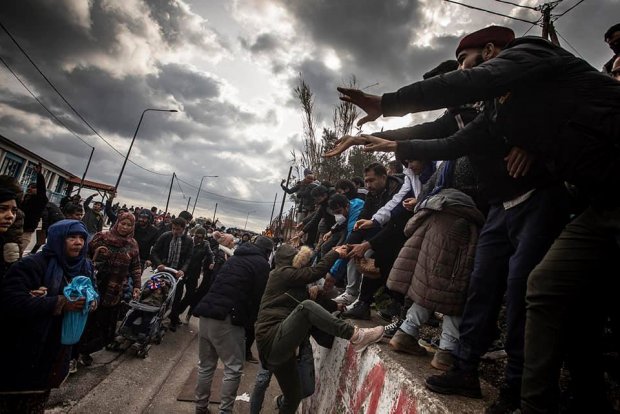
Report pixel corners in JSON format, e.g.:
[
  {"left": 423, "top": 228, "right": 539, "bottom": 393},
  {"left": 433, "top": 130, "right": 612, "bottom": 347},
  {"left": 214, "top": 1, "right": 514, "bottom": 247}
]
[{"left": 329, "top": 198, "right": 364, "bottom": 278}]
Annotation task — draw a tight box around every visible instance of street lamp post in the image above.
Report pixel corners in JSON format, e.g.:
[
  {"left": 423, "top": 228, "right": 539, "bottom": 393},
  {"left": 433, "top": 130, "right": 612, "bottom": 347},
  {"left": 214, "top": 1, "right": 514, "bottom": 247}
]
[
  {"left": 114, "top": 108, "right": 178, "bottom": 190},
  {"left": 244, "top": 210, "right": 256, "bottom": 231},
  {"left": 191, "top": 175, "right": 218, "bottom": 216}
]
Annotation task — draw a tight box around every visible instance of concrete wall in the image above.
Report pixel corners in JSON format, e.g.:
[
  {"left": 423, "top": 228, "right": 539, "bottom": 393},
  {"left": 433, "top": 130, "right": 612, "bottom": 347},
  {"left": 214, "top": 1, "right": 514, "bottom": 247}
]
[{"left": 301, "top": 337, "right": 492, "bottom": 414}]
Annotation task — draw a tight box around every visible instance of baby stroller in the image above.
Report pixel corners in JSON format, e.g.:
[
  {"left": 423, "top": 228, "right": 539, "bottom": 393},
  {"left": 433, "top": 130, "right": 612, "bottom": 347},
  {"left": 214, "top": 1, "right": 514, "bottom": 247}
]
[{"left": 110, "top": 268, "right": 178, "bottom": 358}]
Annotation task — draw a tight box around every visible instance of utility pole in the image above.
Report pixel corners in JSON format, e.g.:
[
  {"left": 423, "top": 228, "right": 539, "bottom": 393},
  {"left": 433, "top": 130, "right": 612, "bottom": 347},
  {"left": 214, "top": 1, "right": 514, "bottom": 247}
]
[
  {"left": 212, "top": 203, "right": 218, "bottom": 224},
  {"left": 269, "top": 192, "right": 278, "bottom": 228},
  {"left": 77, "top": 146, "right": 94, "bottom": 195},
  {"left": 186, "top": 196, "right": 191, "bottom": 211},
  {"left": 164, "top": 172, "right": 175, "bottom": 217},
  {"left": 276, "top": 166, "right": 292, "bottom": 237}
]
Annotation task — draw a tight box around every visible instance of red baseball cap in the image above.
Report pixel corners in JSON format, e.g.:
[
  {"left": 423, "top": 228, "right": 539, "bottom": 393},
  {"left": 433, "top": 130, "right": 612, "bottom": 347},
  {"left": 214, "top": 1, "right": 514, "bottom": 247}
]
[{"left": 456, "top": 25, "right": 515, "bottom": 57}]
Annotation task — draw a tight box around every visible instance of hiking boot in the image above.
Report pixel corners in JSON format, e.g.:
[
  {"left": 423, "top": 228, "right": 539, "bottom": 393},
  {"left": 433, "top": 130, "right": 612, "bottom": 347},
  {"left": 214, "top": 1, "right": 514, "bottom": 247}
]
[
  {"left": 485, "top": 385, "right": 520, "bottom": 414},
  {"left": 69, "top": 359, "right": 78, "bottom": 374},
  {"left": 377, "top": 300, "right": 401, "bottom": 322},
  {"left": 418, "top": 337, "right": 439, "bottom": 354},
  {"left": 383, "top": 318, "right": 404, "bottom": 339},
  {"left": 333, "top": 292, "right": 357, "bottom": 306},
  {"left": 342, "top": 301, "right": 371, "bottom": 320},
  {"left": 425, "top": 368, "right": 483, "bottom": 399},
  {"left": 431, "top": 349, "right": 455, "bottom": 371},
  {"left": 351, "top": 326, "right": 384, "bottom": 353},
  {"left": 389, "top": 330, "right": 427, "bottom": 355}
]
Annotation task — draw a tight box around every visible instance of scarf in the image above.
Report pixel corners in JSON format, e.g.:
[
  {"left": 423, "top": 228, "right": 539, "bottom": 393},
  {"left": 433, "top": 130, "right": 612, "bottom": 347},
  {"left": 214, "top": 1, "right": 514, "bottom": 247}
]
[
  {"left": 42, "top": 219, "right": 93, "bottom": 296},
  {"left": 168, "top": 235, "right": 182, "bottom": 268},
  {"left": 99, "top": 212, "right": 135, "bottom": 248}
]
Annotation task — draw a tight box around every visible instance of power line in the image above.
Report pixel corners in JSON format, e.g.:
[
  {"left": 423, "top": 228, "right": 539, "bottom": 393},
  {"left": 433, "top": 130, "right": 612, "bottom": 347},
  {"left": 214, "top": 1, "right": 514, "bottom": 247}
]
[
  {"left": 175, "top": 175, "right": 186, "bottom": 199},
  {"left": 0, "top": 19, "right": 169, "bottom": 177},
  {"left": 176, "top": 176, "right": 287, "bottom": 204},
  {"left": 0, "top": 54, "right": 93, "bottom": 149},
  {"left": 493, "top": 0, "right": 537, "bottom": 11},
  {"left": 442, "top": 0, "right": 539, "bottom": 24},
  {"left": 555, "top": 30, "right": 584, "bottom": 58},
  {"left": 553, "top": 0, "right": 585, "bottom": 19},
  {"left": 522, "top": 22, "right": 539, "bottom": 36}
]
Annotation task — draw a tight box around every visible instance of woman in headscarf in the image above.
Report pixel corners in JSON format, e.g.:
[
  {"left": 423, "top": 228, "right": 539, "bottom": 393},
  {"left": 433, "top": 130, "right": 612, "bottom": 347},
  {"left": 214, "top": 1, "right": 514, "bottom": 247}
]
[
  {"left": 0, "top": 220, "right": 94, "bottom": 413},
  {"left": 77, "top": 212, "right": 141, "bottom": 365}
]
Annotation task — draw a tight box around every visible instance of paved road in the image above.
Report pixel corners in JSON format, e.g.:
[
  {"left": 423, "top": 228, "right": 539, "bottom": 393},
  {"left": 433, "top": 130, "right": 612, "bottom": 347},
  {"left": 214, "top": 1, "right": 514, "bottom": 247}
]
[{"left": 46, "top": 314, "right": 282, "bottom": 414}]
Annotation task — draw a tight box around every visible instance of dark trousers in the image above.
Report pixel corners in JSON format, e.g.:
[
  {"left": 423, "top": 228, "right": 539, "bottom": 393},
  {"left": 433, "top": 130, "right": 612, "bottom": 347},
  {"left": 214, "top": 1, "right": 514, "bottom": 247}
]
[
  {"left": 170, "top": 276, "right": 198, "bottom": 322},
  {"left": 521, "top": 206, "right": 620, "bottom": 413},
  {"left": 456, "top": 187, "right": 568, "bottom": 391},
  {"left": 265, "top": 300, "right": 355, "bottom": 414}
]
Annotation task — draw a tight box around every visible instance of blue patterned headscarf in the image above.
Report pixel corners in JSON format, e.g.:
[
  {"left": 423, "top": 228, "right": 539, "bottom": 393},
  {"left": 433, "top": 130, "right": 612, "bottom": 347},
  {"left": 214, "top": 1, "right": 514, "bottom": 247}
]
[{"left": 42, "top": 219, "right": 93, "bottom": 295}]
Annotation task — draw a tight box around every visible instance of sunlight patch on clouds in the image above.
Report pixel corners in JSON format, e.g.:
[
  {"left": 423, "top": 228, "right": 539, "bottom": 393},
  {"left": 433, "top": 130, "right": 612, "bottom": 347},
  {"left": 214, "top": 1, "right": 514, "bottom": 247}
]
[{"left": 323, "top": 49, "right": 342, "bottom": 71}]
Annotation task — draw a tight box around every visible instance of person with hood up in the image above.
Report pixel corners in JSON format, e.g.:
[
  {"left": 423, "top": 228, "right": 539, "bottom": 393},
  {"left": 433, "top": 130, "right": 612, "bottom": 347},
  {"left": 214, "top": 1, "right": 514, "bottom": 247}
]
[
  {"left": 255, "top": 243, "right": 384, "bottom": 414},
  {"left": 0, "top": 220, "right": 95, "bottom": 413},
  {"left": 192, "top": 236, "right": 274, "bottom": 414}
]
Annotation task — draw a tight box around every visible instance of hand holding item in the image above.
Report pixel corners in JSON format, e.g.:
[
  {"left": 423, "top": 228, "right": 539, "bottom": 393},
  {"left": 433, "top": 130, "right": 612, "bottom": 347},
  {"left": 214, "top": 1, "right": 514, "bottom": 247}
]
[
  {"left": 63, "top": 297, "right": 86, "bottom": 312},
  {"left": 308, "top": 285, "right": 320, "bottom": 300}
]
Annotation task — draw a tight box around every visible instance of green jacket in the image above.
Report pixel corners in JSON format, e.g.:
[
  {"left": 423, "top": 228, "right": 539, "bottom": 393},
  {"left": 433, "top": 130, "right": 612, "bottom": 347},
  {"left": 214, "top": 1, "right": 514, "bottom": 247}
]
[{"left": 255, "top": 246, "right": 339, "bottom": 361}]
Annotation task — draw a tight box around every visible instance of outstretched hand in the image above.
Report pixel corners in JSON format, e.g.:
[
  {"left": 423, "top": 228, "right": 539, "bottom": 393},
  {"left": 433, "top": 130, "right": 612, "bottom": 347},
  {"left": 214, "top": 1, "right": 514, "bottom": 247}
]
[
  {"left": 361, "top": 134, "right": 397, "bottom": 153},
  {"left": 324, "top": 135, "right": 365, "bottom": 158},
  {"left": 337, "top": 87, "right": 382, "bottom": 126}
]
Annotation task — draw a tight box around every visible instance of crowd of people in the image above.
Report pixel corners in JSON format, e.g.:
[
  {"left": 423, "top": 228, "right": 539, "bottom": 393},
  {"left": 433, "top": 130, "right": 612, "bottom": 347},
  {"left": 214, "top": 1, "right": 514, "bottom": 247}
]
[{"left": 0, "top": 22, "right": 619, "bottom": 414}]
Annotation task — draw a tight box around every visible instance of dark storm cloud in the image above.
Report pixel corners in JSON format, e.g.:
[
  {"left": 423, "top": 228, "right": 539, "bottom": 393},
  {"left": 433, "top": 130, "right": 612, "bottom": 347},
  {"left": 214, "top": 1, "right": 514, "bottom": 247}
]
[
  {"left": 241, "top": 33, "right": 281, "bottom": 54},
  {"left": 149, "top": 63, "right": 221, "bottom": 101}
]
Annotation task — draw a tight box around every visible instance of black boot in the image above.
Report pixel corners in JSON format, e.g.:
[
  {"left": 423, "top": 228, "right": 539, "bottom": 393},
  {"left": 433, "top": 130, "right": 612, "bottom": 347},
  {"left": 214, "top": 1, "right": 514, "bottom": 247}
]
[
  {"left": 342, "top": 301, "right": 371, "bottom": 320},
  {"left": 425, "top": 367, "right": 483, "bottom": 399},
  {"left": 378, "top": 299, "right": 401, "bottom": 322}
]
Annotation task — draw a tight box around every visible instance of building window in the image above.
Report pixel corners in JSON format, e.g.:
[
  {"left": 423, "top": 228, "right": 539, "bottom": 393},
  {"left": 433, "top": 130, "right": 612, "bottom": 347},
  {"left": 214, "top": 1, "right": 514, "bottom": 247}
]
[
  {"left": 19, "top": 161, "right": 37, "bottom": 188},
  {"left": 0, "top": 152, "right": 24, "bottom": 177}
]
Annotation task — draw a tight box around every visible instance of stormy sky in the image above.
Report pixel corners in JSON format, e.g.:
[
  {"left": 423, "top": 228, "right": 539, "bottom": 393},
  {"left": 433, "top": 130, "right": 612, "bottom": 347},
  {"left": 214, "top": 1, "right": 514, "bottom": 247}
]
[{"left": 0, "top": 0, "right": 616, "bottom": 230}]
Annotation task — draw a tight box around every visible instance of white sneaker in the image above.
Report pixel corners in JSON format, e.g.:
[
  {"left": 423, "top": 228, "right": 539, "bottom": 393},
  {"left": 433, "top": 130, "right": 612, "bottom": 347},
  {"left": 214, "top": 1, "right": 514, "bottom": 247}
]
[
  {"left": 351, "top": 326, "right": 384, "bottom": 353},
  {"left": 332, "top": 292, "right": 357, "bottom": 306}
]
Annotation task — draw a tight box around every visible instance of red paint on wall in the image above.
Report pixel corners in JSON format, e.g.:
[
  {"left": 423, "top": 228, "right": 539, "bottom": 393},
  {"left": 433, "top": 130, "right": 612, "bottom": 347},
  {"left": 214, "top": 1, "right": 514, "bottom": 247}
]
[
  {"left": 391, "top": 388, "right": 417, "bottom": 414},
  {"left": 351, "top": 363, "right": 386, "bottom": 414}
]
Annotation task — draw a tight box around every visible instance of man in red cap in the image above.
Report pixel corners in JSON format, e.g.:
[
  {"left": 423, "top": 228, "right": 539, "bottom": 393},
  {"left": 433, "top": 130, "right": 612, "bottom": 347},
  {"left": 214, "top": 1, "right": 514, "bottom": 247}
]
[{"left": 338, "top": 24, "right": 620, "bottom": 414}]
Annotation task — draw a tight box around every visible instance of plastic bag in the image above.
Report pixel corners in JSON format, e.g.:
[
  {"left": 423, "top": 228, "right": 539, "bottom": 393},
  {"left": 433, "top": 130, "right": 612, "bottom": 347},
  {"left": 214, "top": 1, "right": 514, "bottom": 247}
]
[{"left": 62, "top": 276, "right": 99, "bottom": 345}]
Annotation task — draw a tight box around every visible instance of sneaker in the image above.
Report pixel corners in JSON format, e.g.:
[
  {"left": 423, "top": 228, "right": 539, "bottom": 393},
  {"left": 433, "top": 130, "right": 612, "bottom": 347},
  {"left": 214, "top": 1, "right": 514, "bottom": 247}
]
[
  {"left": 69, "top": 359, "right": 78, "bottom": 374},
  {"left": 377, "top": 300, "right": 401, "bottom": 322},
  {"left": 388, "top": 330, "right": 427, "bottom": 355},
  {"left": 481, "top": 339, "right": 507, "bottom": 361},
  {"left": 418, "top": 337, "right": 439, "bottom": 354},
  {"left": 342, "top": 301, "right": 371, "bottom": 320},
  {"left": 351, "top": 326, "right": 384, "bottom": 353},
  {"left": 383, "top": 318, "right": 404, "bottom": 339},
  {"left": 79, "top": 353, "right": 93, "bottom": 367},
  {"left": 333, "top": 292, "right": 357, "bottom": 306},
  {"left": 425, "top": 368, "right": 483, "bottom": 399},
  {"left": 431, "top": 349, "right": 455, "bottom": 371},
  {"left": 274, "top": 394, "right": 283, "bottom": 409},
  {"left": 485, "top": 385, "right": 520, "bottom": 414}
]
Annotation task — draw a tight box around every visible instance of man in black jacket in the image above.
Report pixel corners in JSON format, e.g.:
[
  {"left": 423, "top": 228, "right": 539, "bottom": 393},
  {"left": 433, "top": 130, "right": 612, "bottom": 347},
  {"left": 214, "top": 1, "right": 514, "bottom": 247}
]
[
  {"left": 339, "top": 25, "right": 620, "bottom": 414},
  {"left": 168, "top": 227, "right": 213, "bottom": 330},
  {"left": 192, "top": 236, "right": 273, "bottom": 414},
  {"left": 281, "top": 168, "right": 318, "bottom": 222},
  {"left": 134, "top": 210, "right": 159, "bottom": 269},
  {"left": 82, "top": 193, "right": 104, "bottom": 235},
  {"left": 150, "top": 217, "right": 193, "bottom": 278},
  {"left": 29, "top": 201, "right": 64, "bottom": 254}
]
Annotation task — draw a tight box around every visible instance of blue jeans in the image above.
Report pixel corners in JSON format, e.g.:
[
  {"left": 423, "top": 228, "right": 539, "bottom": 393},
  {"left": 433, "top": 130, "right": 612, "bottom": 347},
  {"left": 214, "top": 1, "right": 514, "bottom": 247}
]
[
  {"left": 249, "top": 364, "right": 272, "bottom": 414},
  {"left": 455, "top": 186, "right": 569, "bottom": 390}
]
